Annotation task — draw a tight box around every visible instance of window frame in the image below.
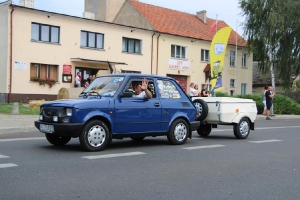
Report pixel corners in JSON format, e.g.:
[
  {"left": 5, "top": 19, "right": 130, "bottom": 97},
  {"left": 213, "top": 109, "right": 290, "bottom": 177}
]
[
  {"left": 171, "top": 44, "right": 187, "bottom": 59},
  {"left": 201, "top": 49, "right": 210, "bottom": 62},
  {"left": 241, "top": 83, "right": 247, "bottom": 94},
  {"left": 80, "top": 30, "right": 104, "bottom": 49},
  {"left": 242, "top": 53, "right": 247, "bottom": 68},
  {"left": 30, "top": 63, "right": 59, "bottom": 82},
  {"left": 122, "top": 37, "right": 142, "bottom": 54},
  {"left": 31, "top": 22, "right": 60, "bottom": 44},
  {"left": 230, "top": 51, "right": 236, "bottom": 67},
  {"left": 230, "top": 79, "right": 235, "bottom": 88}
]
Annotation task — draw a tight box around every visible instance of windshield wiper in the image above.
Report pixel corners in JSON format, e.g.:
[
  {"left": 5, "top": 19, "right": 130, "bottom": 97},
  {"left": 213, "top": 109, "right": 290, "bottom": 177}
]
[{"left": 88, "top": 90, "right": 102, "bottom": 98}]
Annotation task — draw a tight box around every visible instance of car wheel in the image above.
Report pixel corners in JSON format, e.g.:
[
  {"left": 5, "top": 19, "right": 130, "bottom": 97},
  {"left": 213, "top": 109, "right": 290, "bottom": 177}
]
[
  {"left": 79, "top": 120, "right": 110, "bottom": 151},
  {"left": 167, "top": 119, "right": 189, "bottom": 145},
  {"left": 233, "top": 117, "right": 250, "bottom": 139},
  {"left": 45, "top": 134, "right": 71, "bottom": 146},
  {"left": 192, "top": 99, "right": 209, "bottom": 121},
  {"left": 130, "top": 136, "right": 145, "bottom": 141},
  {"left": 197, "top": 124, "right": 212, "bottom": 137}
]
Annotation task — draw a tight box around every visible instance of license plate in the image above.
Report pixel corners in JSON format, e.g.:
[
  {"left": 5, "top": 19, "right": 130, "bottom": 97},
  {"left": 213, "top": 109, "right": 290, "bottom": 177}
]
[{"left": 40, "top": 124, "right": 54, "bottom": 133}]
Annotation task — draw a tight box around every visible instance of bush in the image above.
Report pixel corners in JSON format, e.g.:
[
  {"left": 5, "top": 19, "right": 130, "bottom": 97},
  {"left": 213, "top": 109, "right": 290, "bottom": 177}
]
[{"left": 216, "top": 92, "right": 300, "bottom": 115}]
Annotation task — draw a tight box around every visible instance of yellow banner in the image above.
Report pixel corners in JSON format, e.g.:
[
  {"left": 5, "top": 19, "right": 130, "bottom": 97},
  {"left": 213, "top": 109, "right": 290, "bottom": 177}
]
[{"left": 209, "top": 27, "right": 232, "bottom": 94}]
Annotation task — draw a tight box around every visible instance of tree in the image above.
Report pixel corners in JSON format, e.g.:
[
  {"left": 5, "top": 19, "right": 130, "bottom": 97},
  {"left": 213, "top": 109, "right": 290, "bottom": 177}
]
[{"left": 239, "top": 0, "right": 300, "bottom": 90}]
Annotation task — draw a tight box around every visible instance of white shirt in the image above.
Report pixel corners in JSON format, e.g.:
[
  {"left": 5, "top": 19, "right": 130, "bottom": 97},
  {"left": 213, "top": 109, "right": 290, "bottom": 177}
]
[
  {"left": 190, "top": 87, "right": 198, "bottom": 96},
  {"left": 133, "top": 91, "right": 147, "bottom": 98},
  {"left": 75, "top": 75, "right": 81, "bottom": 84}
]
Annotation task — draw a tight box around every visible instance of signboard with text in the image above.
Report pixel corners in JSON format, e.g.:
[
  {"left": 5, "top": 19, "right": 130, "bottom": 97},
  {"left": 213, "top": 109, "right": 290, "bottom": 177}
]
[
  {"left": 168, "top": 59, "right": 190, "bottom": 71},
  {"left": 63, "top": 64, "right": 72, "bottom": 74}
]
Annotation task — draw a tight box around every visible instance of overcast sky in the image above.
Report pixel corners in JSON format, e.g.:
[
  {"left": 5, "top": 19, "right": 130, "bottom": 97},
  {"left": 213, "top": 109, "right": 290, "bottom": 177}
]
[{"left": 2, "top": 0, "right": 245, "bottom": 35}]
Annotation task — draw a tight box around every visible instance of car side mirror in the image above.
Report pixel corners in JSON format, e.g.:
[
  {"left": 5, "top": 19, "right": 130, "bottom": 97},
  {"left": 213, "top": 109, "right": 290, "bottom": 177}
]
[{"left": 120, "top": 91, "right": 133, "bottom": 98}]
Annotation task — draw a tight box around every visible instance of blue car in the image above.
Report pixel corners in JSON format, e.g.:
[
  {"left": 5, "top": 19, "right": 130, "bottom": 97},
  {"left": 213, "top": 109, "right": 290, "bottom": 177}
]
[{"left": 34, "top": 74, "right": 200, "bottom": 151}]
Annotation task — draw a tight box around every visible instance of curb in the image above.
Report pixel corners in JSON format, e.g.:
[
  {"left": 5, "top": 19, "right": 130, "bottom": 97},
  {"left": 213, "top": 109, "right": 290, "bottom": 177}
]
[{"left": 0, "top": 126, "right": 37, "bottom": 134}]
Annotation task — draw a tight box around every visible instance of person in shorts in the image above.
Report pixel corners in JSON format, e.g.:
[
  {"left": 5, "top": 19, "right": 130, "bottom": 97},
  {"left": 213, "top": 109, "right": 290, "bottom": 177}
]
[
  {"left": 265, "top": 85, "right": 276, "bottom": 120},
  {"left": 262, "top": 85, "right": 268, "bottom": 115}
]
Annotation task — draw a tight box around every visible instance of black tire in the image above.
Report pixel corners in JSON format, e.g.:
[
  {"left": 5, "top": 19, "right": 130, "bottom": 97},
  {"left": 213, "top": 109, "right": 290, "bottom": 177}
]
[
  {"left": 167, "top": 119, "right": 189, "bottom": 145},
  {"left": 130, "top": 136, "right": 145, "bottom": 141},
  {"left": 192, "top": 99, "right": 209, "bottom": 121},
  {"left": 79, "top": 120, "right": 110, "bottom": 151},
  {"left": 45, "top": 134, "right": 71, "bottom": 146},
  {"left": 233, "top": 117, "right": 250, "bottom": 139},
  {"left": 197, "top": 124, "right": 212, "bottom": 137}
]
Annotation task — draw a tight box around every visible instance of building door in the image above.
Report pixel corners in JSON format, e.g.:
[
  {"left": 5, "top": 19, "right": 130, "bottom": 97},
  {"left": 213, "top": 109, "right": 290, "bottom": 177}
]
[
  {"left": 75, "top": 67, "right": 99, "bottom": 87},
  {"left": 167, "top": 74, "right": 187, "bottom": 92}
]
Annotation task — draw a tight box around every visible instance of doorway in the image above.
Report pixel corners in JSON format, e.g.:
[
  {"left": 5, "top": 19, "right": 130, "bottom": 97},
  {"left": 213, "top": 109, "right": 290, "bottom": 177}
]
[
  {"left": 75, "top": 67, "right": 99, "bottom": 87},
  {"left": 167, "top": 74, "right": 187, "bottom": 92}
]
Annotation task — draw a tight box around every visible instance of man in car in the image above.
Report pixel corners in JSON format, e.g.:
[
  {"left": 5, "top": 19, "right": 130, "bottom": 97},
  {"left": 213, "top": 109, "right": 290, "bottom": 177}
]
[{"left": 132, "top": 78, "right": 152, "bottom": 99}]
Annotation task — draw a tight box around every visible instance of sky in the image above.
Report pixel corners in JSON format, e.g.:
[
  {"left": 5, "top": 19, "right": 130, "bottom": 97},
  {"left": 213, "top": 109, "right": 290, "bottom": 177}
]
[{"left": 1, "top": 0, "right": 245, "bottom": 36}]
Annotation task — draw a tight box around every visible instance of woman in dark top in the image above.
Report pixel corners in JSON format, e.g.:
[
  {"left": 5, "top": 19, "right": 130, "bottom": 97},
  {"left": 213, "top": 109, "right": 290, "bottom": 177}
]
[{"left": 201, "top": 84, "right": 208, "bottom": 97}]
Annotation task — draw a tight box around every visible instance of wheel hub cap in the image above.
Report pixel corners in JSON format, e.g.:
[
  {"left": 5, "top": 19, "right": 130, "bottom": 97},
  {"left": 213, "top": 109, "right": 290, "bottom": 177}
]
[
  {"left": 174, "top": 123, "right": 187, "bottom": 141},
  {"left": 239, "top": 121, "right": 249, "bottom": 136},
  {"left": 194, "top": 102, "right": 203, "bottom": 117},
  {"left": 87, "top": 125, "right": 106, "bottom": 147}
]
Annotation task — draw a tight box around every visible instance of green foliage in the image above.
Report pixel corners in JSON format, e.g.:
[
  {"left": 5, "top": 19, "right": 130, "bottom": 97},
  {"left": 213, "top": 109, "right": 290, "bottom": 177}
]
[
  {"left": 216, "top": 92, "right": 300, "bottom": 115},
  {"left": 239, "top": 0, "right": 300, "bottom": 90},
  {"left": 0, "top": 103, "right": 40, "bottom": 115}
]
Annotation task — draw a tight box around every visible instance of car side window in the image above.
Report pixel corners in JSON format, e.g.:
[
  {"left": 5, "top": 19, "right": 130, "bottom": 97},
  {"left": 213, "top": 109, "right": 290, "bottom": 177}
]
[
  {"left": 124, "top": 78, "right": 157, "bottom": 98},
  {"left": 157, "top": 80, "right": 181, "bottom": 99}
]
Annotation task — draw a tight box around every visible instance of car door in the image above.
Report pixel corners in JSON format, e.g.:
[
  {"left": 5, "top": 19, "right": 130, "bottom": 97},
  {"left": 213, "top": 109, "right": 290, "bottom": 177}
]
[
  {"left": 157, "top": 79, "right": 194, "bottom": 132},
  {"left": 114, "top": 78, "right": 162, "bottom": 134}
]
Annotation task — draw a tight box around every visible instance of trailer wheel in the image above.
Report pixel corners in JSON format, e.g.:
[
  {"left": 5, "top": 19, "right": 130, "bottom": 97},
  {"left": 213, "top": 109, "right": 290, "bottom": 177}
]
[
  {"left": 193, "top": 99, "right": 209, "bottom": 121},
  {"left": 197, "top": 124, "right": 212, "bottom": 137},
  {"left": 233, "top": 117, "right": 250, "bottom": 139}
]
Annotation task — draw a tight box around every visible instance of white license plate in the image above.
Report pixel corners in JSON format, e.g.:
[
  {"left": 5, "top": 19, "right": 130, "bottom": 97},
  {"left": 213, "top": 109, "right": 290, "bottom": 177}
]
[{"left": 40, "top": 124, "right": 54, "bottom": 133}]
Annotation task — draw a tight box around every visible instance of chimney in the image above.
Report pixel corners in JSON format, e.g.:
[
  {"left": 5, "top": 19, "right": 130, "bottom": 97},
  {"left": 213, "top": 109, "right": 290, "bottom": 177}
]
[
  {"left": 82, "top": 12, "right": 95, "bottom": 20},
  {"left": 19, "top": 0, "right": 34, "bottom": 8},
  {"left": 197, "top": 10, "right": 206, "bottom": 24}
]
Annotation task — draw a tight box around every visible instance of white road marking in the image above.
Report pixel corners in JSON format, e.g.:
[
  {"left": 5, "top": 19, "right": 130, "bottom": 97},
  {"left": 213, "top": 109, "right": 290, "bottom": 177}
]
[
  {"left": 0, "top": 137, "right": 44, "bottom": 142},
  {"left": 0, "top": 163, "right": 18, "bottom": 168},
  {"left": 191, "top": 137, "right": 203, "bottom": 140},
  {"left": 249, "top": 139, "right": 283, "bottom": 144},
  {"left": 82, "top": 151, "right": 146, "bottom": 159},
  {"left": 182, "top": 144, "right": 226, "bottom": 150},
  {"left": 0, "top": 154, "right": 9, "bottom": 158}
]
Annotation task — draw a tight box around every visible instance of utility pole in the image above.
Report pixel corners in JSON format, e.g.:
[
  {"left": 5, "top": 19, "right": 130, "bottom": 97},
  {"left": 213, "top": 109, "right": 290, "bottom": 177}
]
[{"left": 269, "top": 45, "right": 275, "bottom": 116}]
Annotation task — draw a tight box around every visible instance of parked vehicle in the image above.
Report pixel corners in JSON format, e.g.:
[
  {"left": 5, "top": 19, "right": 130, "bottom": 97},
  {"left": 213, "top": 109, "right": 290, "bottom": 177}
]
[
  {"left": 35, "top": 74, "right": 200, "bottom": 151},
  {"left": 191, "top": 97, "right": 257, "bottom": 139}
]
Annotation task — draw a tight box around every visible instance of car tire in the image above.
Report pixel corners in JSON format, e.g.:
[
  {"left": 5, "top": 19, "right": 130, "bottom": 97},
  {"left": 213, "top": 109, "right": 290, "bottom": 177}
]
[
  {"left": 167, "top": 119, "right": 189, "bottom": 145},
  {"left": 79, "top": 120, "right": 110, "bottom": 151},
  {"left": 233, "top": 117, "right": 250, "bottom": 139},
  {"left": 197, "top": 124, "right": 212, "bottom": 137},
  {"left": 193, "top": 99, "right": 209, "bottom": 121},
  {"left": 45, "top": 134, "right": 71, "bottom": 146},
  {"left": 130, "top": 136, "right": 145, "bottom": 141}
]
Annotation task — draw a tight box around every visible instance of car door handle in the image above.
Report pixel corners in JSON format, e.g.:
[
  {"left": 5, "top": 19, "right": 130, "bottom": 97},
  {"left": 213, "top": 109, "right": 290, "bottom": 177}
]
[{"left": 154, "top": 103, "right": 160, "bottom": 107}]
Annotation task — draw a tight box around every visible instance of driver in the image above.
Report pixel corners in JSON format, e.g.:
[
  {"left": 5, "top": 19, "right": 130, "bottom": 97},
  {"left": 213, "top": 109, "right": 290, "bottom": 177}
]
[{"left": 132, "top": 78, "right": 152, "bottom": 99}]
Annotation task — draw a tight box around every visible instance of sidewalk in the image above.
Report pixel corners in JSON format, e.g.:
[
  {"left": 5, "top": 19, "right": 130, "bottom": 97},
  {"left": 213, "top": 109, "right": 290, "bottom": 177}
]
[{"left": 0, "top": 113, "right": 299, "bottom": 134}]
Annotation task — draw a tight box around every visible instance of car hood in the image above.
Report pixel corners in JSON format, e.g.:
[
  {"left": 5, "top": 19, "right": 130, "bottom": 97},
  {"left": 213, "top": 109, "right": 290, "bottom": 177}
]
[{"left": 41, "top": 98, "right": 110, "bottom": 109}]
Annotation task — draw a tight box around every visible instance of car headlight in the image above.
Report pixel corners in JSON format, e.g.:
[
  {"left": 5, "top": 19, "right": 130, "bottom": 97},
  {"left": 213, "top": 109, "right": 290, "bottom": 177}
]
[{"left": 66, "top": 108, "right": 72, "bottom": 116}]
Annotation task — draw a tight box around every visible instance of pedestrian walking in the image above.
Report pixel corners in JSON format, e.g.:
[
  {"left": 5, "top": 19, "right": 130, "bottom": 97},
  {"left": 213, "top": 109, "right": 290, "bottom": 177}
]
[{"left": 265, "top": 85, "right": 276, "bottom": 120}]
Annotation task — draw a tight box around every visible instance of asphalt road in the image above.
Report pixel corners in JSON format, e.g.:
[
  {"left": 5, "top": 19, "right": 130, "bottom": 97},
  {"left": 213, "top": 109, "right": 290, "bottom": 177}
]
[{"left": 0, "top": 119, "right": 299, "bottom": 200}]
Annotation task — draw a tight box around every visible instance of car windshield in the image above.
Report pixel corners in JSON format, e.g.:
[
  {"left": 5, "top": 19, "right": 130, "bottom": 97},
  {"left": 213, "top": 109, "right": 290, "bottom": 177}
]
[{"left": 82, "top": 76, "right": 124, "bottom": 97}]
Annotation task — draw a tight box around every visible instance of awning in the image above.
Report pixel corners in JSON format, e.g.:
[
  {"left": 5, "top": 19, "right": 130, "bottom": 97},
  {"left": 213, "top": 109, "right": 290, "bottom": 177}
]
[
  {"left": 203, "top": 64, "right": 210, "bottom": 72},
  {"left": 71, "top": 58, "right": 127, "bottom": 74}
]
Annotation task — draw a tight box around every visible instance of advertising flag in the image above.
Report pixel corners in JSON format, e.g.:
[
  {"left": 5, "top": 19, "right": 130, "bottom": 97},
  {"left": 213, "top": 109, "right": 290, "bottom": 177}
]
[{"left": 209, "top": 27, "right": 232, "bottom": 95}]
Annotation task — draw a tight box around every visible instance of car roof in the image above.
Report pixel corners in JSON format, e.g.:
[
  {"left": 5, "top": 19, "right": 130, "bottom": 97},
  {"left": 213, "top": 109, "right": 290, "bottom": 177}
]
[{"left": 99, "top": 73, "right": 176, "bottom": 80}]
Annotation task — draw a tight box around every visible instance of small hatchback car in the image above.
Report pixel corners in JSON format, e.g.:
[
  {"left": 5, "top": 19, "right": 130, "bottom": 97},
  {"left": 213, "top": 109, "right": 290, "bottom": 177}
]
[{"left": 35, "top": 74, "right": 200, "bottom": 151}]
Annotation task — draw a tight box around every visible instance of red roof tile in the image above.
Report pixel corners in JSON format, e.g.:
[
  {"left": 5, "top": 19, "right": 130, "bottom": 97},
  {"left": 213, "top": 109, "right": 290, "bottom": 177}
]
[{"left": 130, "top": 1, "right": 246, "bottom": 47}]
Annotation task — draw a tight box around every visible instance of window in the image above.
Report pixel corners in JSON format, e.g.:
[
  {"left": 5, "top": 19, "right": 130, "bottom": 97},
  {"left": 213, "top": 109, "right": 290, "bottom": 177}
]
[
  {"left": 81, "top": 31, "right": 104, "bottom": 49},
  {"left": 230, "top": 79, "right": 235, "bottom": 88},
  {"left": 30, "top": 63, "right": 58, "bottom": 81},
  {"left": 31, "top": 23, "right": 60, "bottom": 43},
  {"left": 201, "top": 84, "right": 212, "bottom": 92},
  {"left": 201, "top": 49, "right": 210, "bottom": 62},
  {"left": 230, "top": 90, "right": 235, "bottom": 96},
  {"left": 230, "top": 51, "right": 235, "bottom": 66},
  {"left": 171, "top": 45, "right": 187, "bottom": 59},
  {"left": 122, "top": 37, "right": 141, "bottom": 54},
  {"left": 241, "top": 83, "right": 247, "bottom": 94},
  {"left": 157, "top": 80, "right": 181, "bottom": 99},
  {"left": 242, "top": 53, "right": 247, "bottom": 67}
]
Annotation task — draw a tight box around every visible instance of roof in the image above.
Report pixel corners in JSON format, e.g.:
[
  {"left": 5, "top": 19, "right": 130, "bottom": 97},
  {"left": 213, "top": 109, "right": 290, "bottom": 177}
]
[
  {"left": 252, "top": 62, "right": 281, "bottom": 86},
  {"left": 129, "top": 0, "right": 246, "bottom": 47}
]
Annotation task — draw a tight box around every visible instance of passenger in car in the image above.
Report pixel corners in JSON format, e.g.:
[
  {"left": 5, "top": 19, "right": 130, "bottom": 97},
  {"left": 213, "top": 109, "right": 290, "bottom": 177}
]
[{"left": 132, "top": 78, "right": 153, "bottom": 99}]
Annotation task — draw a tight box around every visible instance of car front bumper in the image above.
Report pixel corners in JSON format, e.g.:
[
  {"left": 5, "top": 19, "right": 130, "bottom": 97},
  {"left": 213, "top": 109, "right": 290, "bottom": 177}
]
[{"left": 34, "top": 121, "right": 84, "bottom": 137}]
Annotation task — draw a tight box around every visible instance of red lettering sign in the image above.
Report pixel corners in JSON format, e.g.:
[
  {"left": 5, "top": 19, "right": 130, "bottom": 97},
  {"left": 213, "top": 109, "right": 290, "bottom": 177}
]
[{"left": 63, "top": 64, "right": 72, "bottom": 74}]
